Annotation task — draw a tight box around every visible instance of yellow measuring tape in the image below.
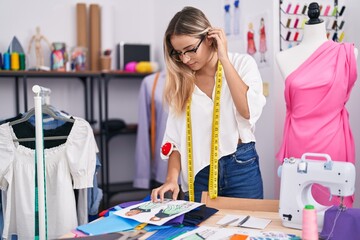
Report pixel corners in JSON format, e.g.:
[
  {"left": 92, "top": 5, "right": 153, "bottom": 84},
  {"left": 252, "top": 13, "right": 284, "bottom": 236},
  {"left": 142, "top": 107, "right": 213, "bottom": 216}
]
[
  {"left": 134, "top": 222, "right": 148, "bottom": 230},
  {"left": 186, "top": 61, "right": 223, "bottom": 201}
]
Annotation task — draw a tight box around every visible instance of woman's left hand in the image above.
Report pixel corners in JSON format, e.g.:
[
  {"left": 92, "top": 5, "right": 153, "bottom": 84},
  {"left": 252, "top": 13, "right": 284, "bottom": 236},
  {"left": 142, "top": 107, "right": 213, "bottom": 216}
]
[{"left": 207, "top": 28, "right": 228, "bottom": 62}]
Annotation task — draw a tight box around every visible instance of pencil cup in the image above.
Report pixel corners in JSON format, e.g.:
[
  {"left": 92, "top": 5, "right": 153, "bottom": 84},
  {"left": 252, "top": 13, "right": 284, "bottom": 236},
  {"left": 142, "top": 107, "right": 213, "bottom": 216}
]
[
  {"left": 100, "top": 56, "right": 111, "bottom": 72},
  {"left": 302, "top": 204, "right": 318, "bottom": 240}
]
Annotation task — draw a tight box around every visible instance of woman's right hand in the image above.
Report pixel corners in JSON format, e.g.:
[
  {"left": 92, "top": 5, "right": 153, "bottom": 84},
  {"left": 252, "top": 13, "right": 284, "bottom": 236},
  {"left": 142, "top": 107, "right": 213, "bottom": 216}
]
[{"left": 151, "top": 181, "right": 179, "bottom": 202}]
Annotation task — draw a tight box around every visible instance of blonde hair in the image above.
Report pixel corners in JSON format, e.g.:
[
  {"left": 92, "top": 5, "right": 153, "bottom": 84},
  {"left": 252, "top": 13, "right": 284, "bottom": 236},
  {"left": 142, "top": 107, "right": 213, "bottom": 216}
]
[{"left": 163, "top": 6, "right": 215, "bottom": 115}]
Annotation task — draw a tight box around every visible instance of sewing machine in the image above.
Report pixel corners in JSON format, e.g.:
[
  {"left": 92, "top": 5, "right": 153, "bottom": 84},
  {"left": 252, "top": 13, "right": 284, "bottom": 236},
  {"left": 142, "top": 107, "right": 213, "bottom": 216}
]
[{"left": 278, "top": 153, "right": 356, "bottom": 231}]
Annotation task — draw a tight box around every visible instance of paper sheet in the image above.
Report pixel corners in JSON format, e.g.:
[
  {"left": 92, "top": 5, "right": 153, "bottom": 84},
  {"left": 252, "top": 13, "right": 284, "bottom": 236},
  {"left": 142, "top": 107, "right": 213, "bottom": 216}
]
[
  {"left": 173, "top": 226, "right": 297, "bottom": 240},
  {"left": 114, "top": 199, "right": 203, "bottom": 226}
]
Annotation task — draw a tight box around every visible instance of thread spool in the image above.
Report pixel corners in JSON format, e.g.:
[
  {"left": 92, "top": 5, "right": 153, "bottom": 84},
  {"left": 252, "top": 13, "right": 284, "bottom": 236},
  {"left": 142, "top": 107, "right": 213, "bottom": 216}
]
[
  {"left": 11, "top": 52, "right": 20, "bottom": 70},
  {"left": 135, "top": 61, "right": 159, "bottom": 73},
  {"left": 124, "top": 61, "right": 137, "bottom": 72},
  {"left": 19, "top": 53, "right": 26, "bottom": 70},
  {"left": 302, "top": 204, "right": 318, "bottom": 240},
  {"left": 0, "top": 53, "right": 2, "bottom": 69},
  {"left": 3, "top": 52, "right": 10, "bottom": 70}
]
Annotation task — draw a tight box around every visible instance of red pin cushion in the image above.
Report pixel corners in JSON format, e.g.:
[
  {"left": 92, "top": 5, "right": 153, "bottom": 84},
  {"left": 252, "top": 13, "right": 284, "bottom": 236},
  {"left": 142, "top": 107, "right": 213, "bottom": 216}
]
[{"left": 161, "top": 142, "right": 176, "bottom": 158}]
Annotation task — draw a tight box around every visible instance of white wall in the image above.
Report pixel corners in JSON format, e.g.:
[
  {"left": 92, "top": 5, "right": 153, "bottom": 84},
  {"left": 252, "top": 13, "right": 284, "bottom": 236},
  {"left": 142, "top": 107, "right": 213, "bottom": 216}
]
[
  {"left": 1, "top": 0, "right": 359, "bottom": 206},
  {"left": 341, "top": 0, "right": 360, "bottom": 207}
]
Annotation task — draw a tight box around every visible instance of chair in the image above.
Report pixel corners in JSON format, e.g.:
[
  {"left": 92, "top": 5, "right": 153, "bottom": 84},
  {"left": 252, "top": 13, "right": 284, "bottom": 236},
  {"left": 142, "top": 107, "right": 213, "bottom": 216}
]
[{"left": 200, "top": 191, "right": 279, "bottom": 212}]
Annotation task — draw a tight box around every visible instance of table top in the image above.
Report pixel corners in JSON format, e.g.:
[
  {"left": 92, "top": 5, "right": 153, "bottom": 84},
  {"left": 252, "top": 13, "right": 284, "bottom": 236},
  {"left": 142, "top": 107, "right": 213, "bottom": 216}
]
[
  {"left": 61, "top": 208, "right": 302, "bottom": 239},
  {"left": 199, "top": 208, "right": 301, "bottom": 235}
]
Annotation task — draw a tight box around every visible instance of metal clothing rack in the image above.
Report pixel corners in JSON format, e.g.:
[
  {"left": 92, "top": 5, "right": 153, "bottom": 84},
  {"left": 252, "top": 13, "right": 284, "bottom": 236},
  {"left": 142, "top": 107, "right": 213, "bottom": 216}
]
[{"left": 32, "top": 84, "right": 50, "bottom": 240}]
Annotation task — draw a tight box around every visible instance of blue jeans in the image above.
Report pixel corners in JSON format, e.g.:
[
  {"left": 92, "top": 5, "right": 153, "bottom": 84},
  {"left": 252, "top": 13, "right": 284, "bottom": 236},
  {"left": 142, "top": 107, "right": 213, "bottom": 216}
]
[{"left": 185, "top": 142, "right": 263, "bottom": 202}]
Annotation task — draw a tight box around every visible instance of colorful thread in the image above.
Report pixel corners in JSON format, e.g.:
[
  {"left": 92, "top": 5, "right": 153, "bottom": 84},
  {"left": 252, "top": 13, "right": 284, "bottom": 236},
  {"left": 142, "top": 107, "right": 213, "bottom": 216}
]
[
  {"left": 3, "top": 52, "right": 10, "bottom": 70},
  {"left": 302, "top": 204, "right": 318, "bottom": 240},
  {"left": 19, "top": 53, "right": 26, "bottom": 70},
  {"left": 11, "top": 52, "right": 20, "bottom": 70}
]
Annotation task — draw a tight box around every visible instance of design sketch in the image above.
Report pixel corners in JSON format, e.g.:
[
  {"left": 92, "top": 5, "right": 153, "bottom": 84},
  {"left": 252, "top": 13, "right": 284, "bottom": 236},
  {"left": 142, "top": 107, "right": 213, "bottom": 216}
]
[
  {"left": 149, "top": 202, "right": 195, "bottom": 221},
  {"left": 125, "top": 201, "right": 167, "bottom": 216},
  {"left": 247, "top": 22, "right": 256, "bottom": 55},
  {"left": 114, "top": 200, "right": 203, "bottom": 226},
  {"left": 259, "top": 17, "right": 267, "bottom": 63}
]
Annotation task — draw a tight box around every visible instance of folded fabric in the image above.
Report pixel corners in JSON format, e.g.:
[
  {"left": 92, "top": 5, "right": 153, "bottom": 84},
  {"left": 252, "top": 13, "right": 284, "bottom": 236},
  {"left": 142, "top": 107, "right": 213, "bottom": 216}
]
[
  {"left": 143, "top": 224, "right": 173, "bottom": 232},
  {"left": 60, "top": 232, "right": 125, "bottom": 240},
  {"left": 146, "top": 225, "right": 197, "bottom": 240},
  {"left": 320, "top": 206, "right": 360, "bottom": 240},
  {"left": 182, "top": 205, "right": 219, "bottom": 226},
  {"left": 77, "top": 214, "right": 139, "bottom": 235}
]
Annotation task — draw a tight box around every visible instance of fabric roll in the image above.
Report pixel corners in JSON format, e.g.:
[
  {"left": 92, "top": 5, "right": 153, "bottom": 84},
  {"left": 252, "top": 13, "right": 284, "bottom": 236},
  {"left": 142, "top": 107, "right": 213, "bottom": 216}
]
[
  {"left": 76, "top": 3, "right": 87, "bottom": 48},
  {"left": 89, "top": 4, "right": 101, "bottom": 71}
]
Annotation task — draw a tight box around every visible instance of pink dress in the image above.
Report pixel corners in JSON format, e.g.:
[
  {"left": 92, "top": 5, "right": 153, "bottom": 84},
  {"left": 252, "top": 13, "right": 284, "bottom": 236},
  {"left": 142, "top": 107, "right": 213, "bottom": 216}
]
[
  {"left": 247, "top": 31, "right": 256, "bottom": 55},
  {"left": 276, "top": 40, "right": 357, "bottom": 207},
  {"left": 259, "top": 26, "right": 267, "bottom": 53}
]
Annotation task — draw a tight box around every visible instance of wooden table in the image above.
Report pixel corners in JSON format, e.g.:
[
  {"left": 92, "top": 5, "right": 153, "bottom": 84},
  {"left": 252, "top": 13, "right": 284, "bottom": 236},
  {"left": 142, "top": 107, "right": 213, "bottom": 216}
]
[
  {"left": 199, "top": 208, "right": 301, "bottom": 235},
  {"left": 62, "top": 208, "right": 301, "bottom": 239}
]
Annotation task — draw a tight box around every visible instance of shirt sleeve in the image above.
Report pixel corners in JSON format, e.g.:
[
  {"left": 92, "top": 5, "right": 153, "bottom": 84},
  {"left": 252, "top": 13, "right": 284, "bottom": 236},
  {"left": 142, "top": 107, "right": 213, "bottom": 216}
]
[
  {"left": 0, "top": 124, "right": 14, "bottom": 190},
  {"left": 66, "top": 119, "right": 97, "bottom": 189},
  {"left": 233, "top": 53, "right": 266, "bottom": 127},
  {"left": 161, "top": 110, "right": 182, "bottom": 160}
]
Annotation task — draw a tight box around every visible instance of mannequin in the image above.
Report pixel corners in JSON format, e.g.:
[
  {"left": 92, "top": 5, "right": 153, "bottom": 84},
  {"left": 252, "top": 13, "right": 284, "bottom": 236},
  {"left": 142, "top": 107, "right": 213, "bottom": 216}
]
[
  {"left": 276, "top": 2, "right": 358, "bottom": 208},
  {"left": 277, "top": 2, "right": 358, "bottom": 79}
]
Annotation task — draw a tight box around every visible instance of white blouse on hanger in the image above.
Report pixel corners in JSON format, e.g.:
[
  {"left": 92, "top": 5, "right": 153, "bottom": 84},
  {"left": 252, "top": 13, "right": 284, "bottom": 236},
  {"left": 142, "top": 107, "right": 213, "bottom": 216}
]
[{"left": 0, "top": 117, "right": 98, "bottom": 239}]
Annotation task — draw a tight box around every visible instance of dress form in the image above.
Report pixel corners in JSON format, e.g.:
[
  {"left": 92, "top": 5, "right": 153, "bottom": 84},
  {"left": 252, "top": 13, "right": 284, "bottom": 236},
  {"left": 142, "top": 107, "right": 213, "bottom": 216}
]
[
  {"left": 276, "top": 2, "right": 358, "bottom": 208},
  {"left": 276, "top": 2, "right": 358, "bottom": 79}
]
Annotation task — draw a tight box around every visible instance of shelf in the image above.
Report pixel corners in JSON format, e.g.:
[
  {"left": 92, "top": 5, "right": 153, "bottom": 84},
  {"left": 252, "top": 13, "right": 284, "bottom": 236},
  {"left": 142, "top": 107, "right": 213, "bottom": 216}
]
[
  {"left": 105, "top": 123, "right": 138, "bottom": 140},
  {"left": 0, "top": 70, "right": 151, "bottom": 78},
  {"left": 100, "top": 180, "right": 161, "bottom": 200},
  {"left": 0, "top": 70, "right": 101, "bottom": 78},
  {"left": 98, "top": 72, "right": 152, "bottom": 209}
]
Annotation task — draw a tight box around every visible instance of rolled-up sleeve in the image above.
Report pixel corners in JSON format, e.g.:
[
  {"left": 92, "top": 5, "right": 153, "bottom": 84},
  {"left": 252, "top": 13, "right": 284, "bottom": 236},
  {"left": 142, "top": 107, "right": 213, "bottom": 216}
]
[
  {"left": 161, "top": 110, "right": 182, "bottom": 160},
  {"left": 233, "top": 54, "right": 266, "bottom": 127}
]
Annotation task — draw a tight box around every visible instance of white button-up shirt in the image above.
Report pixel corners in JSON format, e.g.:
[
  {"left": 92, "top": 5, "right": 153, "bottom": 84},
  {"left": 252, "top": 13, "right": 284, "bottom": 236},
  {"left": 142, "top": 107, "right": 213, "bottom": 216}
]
[{"left": 162, "top": 53, "right": 266, "bottom": 192}]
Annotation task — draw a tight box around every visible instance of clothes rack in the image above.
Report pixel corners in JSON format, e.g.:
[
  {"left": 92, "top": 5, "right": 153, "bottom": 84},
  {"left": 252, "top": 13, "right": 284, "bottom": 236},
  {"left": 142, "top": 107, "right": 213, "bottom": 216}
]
[{"left": 32, "top": 84, "right": 50, "bottom": 240}]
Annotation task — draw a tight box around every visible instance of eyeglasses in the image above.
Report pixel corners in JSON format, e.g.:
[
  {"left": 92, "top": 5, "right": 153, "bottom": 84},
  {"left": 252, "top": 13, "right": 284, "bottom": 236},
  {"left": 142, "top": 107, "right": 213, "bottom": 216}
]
[{"left": 170, "top": 36, "right": 205, "bottom": 62}]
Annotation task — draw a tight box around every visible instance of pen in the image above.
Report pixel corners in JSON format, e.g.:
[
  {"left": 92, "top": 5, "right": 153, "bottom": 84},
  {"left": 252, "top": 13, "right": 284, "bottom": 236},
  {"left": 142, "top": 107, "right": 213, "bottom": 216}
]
[
  {"left": 220, "top": 218, "right": 239, "bottom": 228},
  {"left": 195, "top": 233, "right": 206, "bottom": 239},
  {"left": 237, "top": 215, "right": 250, "bottom": 227}
]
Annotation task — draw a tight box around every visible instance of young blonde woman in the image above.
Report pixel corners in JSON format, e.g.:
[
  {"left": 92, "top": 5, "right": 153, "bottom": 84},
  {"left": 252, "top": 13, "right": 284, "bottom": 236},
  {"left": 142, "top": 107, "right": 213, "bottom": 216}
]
[{"left": 151, "top": 6, "right": 266, "bottom": 203}]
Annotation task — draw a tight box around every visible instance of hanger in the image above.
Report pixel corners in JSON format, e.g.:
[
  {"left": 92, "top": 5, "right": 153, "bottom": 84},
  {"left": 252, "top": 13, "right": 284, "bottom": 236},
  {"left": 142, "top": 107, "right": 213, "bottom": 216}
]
[
  {"left": 10, "top": 105, "right": 74, "bottom": 126},
  {"left": 9, "top": 105, "right": 75, "bottom": 143}
]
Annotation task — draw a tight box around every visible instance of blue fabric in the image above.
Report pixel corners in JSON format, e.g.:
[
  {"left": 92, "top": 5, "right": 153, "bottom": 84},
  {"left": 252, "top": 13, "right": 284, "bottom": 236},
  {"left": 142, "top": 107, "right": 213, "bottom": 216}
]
[
  {"left": 88, "top": 154, "right": 103, "bottom": 216},
  {"left": 185, "top": 142, "right": 263, "bottom": 202},
  {"left": 76, "top": 214, "right": 139, "bottom": 235},
  {"left": 28, "top": 113, "right": 66, "bottom": 130},
  {"left": 146, "top": 225, "right": 197, "bottom": 240}
]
